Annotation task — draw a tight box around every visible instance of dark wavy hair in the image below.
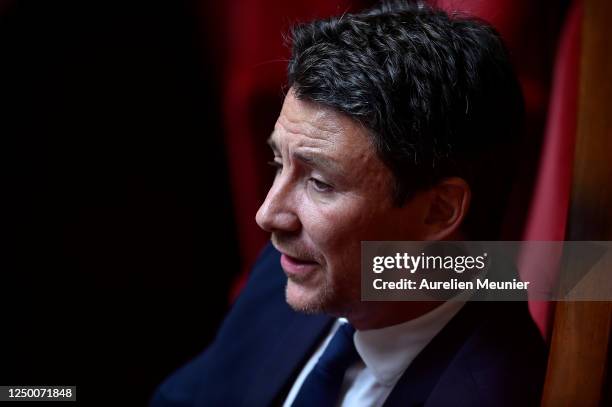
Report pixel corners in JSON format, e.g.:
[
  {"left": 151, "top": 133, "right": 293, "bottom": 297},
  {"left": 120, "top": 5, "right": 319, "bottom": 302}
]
[{"left": 287, "top": 0, "right": 524, "bottom": 239}]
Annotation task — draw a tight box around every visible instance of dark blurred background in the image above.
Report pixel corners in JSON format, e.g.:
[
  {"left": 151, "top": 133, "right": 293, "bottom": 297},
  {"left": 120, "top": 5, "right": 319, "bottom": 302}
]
[
  {"left": 1, "top": 0, "right": 573, "bottom": 405},
  {"left": 1, "top": 1, "right": 238, "bottom": 405}
]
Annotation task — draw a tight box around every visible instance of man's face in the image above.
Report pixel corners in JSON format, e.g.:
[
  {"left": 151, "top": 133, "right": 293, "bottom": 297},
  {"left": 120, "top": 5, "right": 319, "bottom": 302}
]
[{"left": 256, "top": 90, "right": 428, "bottom": 316}]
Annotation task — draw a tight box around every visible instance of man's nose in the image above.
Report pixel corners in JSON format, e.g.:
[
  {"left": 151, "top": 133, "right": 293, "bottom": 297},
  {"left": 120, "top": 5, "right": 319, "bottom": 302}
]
[{"left": 255, "top": 181, "right": 300, "bottom": 233}]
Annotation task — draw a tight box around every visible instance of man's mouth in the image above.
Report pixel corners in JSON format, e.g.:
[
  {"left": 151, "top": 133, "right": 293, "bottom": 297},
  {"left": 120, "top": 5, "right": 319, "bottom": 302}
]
[{"left": 279, "top": 253, "right": 319, "bottom": 279}]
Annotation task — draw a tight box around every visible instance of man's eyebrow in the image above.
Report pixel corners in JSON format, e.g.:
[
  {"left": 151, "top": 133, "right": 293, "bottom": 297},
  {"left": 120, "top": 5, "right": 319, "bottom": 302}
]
[
  {"left": 292, "top": 151, "right": 344, "bottom": 175},
  {"left": 266, "top": 134, "right": 344, "bottom": 176}
]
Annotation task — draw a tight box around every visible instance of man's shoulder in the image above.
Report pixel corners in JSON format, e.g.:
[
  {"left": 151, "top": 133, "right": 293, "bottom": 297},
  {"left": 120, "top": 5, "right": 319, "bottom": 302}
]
[
  {"left": 382, "top": 301, "right": 546, "bottom": 407},
  {"left": 426, "top": 302, "right": 547, "bottom": 406}
]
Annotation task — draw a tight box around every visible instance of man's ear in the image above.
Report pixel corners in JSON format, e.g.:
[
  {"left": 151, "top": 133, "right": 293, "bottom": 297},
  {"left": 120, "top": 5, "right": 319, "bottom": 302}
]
[{"left": 423, "top": 177, "right": 471, "bottom": 240}]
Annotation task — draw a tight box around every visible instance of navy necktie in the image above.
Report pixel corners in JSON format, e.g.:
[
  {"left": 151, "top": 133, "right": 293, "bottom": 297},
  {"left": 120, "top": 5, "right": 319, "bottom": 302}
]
[{"left": 292, "top": 323, "right": 359, "bottom": 407}]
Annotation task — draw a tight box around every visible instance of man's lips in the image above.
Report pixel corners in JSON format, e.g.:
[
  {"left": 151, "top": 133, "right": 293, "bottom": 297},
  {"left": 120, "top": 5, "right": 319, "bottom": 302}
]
[{"left": 280, "top": 253, "right": 319, "bottom": 278}]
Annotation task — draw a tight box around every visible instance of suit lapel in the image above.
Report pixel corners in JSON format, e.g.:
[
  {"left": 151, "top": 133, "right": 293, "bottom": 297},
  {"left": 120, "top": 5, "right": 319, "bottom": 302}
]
[
  {"left": 241, "top": 312, "right": 334, "bottom": 407},
  {"left": 383, "top": 302, "right": 482, "bottom": 407}
]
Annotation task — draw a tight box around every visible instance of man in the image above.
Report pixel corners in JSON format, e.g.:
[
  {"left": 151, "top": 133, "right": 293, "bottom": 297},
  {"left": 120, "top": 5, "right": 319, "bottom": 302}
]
[{"left": 152, "top": 1, "right": 547, "bottom": 406}]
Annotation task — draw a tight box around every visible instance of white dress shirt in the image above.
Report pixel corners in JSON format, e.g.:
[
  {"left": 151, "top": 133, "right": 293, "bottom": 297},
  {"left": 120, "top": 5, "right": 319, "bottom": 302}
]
[{"left": 283, "top": 300, "right": 465, "bottom": 407}]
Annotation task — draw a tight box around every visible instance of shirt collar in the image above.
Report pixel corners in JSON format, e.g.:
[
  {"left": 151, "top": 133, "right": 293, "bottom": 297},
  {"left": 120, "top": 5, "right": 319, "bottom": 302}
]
[{"left": 351, "top": 300, "right": 466, "bottom": 386}]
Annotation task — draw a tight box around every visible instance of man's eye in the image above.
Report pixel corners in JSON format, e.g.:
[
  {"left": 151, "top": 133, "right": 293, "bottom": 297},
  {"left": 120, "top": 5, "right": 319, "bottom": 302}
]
[{"left": 309, "top": 178, "right": 333, "bottom": 193}]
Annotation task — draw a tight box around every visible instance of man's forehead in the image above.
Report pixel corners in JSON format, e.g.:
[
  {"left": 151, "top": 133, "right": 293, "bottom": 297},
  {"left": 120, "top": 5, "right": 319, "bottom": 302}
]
[
  {"left": 266, "top": 129, "right": 339, "bottom": 170},
  {"left": 267, "top": 124, "right": 335, "bottom": 152},
  {"left": 276, "top": 91, "right": 354, "bottom": 139}
]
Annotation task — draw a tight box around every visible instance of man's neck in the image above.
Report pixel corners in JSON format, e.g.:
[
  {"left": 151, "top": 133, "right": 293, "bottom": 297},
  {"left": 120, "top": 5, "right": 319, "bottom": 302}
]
[{"left": 346, "top": 301, "right": 444, "bottom": 330}]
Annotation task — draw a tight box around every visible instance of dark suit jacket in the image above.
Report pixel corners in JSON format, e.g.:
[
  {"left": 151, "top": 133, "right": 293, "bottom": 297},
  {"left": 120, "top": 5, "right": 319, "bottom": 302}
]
[{"left": 151, "top": 243, "right": 547, "bottom": 407}]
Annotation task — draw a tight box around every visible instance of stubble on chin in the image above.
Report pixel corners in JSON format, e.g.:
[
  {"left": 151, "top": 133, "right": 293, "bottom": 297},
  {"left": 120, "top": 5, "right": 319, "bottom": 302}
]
[
  {"left": 284, "top": 276, "right": 359, "bottom": 318},
  {"left": 284, "top": 278, "right": 333, "bottom": 315}
]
